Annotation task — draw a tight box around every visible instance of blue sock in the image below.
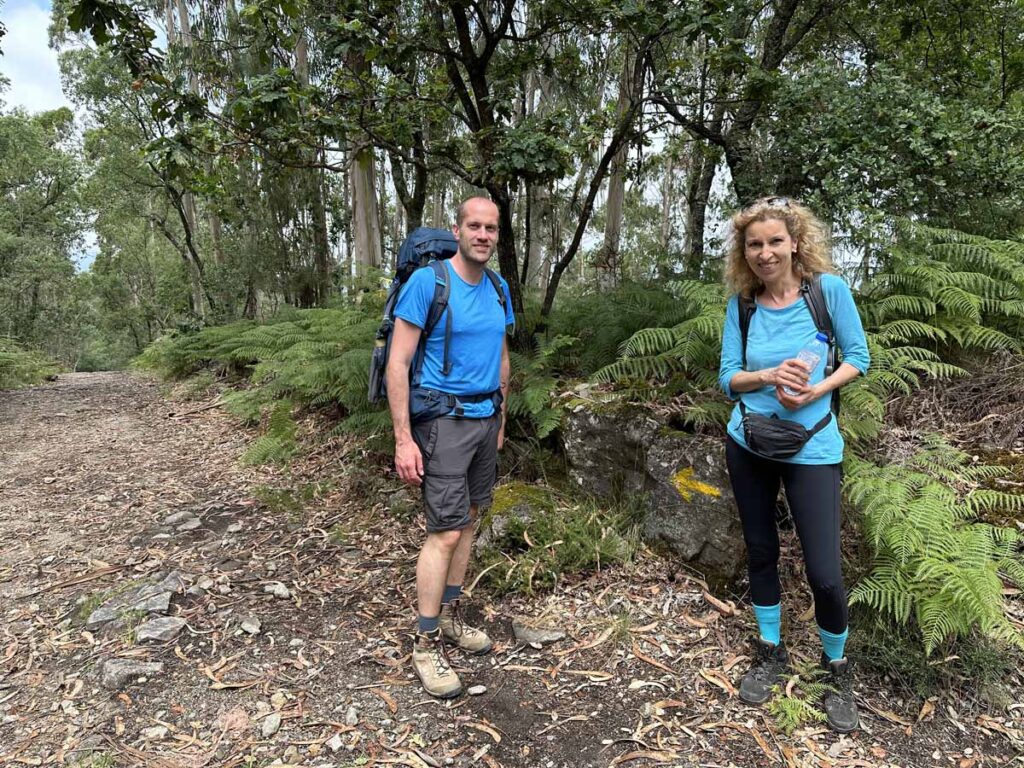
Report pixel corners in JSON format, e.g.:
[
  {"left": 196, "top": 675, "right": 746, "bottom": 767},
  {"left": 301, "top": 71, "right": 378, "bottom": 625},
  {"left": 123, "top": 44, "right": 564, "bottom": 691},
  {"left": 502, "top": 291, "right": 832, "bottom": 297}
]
[
  {"left": 753, "top": 603, "right": 782, "bottom": 645},
  {"left": 418, "top": 614, "right": 439, "bottom": 634},
  {"left": 818, "top": 626, "right": 849, "bottom": 661},
  {"left": 442, "top": 584, "right": 462, "bottom": 604}
]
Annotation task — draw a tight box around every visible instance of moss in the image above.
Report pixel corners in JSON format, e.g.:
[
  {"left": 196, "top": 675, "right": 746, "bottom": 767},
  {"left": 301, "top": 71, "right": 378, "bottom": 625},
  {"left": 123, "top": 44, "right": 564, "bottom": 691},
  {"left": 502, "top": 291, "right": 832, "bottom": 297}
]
[{"left": 489, "top": 482, "right": 555, "bottom": 518}]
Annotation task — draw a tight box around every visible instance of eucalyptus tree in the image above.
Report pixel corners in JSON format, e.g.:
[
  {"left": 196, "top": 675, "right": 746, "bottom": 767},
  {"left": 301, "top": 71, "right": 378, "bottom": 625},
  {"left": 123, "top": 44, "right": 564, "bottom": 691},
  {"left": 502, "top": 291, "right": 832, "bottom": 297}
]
[{"left": 0, "top": 107, "right": 85, "bottom": 361}]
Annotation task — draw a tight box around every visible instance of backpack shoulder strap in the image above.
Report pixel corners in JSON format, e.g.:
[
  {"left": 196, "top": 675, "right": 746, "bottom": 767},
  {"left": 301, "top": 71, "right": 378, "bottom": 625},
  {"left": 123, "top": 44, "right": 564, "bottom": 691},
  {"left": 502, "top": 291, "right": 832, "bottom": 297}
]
[
  {"left": 800, "top": 273, "right": 833, "bottom": 340},
  {"left": 800, "top": 272, "right": 841, "bottom": 415},
  {"left": 412, "top": 260, "right": 453, "bottom": 383},
  {"left": 738, "top": 293, "right": 756, "bottom": 369},
  {"left": 483, "top": 268, "right": 506, "bottom": 309}
]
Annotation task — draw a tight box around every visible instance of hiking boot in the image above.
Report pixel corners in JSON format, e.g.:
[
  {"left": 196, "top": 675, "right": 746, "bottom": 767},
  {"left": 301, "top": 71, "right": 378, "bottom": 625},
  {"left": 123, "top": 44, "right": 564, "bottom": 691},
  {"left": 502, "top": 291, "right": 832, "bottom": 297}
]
[
  {"left": 411, "top": 629, "right": 462, "bottom": 698},
  {"left": 739, "top": 638, "right": 790, "bottom": 705},
  {"left": 439, "top": 599, "right": 493, "bottom": 655},
  {"left": 821, "top": 654, "right": 859, "bottom": 733}
]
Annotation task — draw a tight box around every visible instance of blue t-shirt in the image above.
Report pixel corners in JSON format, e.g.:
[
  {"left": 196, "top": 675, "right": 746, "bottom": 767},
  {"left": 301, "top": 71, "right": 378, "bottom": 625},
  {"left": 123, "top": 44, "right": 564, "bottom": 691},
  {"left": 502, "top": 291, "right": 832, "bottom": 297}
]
[
  {"left": 394, "top": 260, "right": 515, "bottom": 418},
  {"left": 717, "top": 274, "right": 870, "bottom": 464}
]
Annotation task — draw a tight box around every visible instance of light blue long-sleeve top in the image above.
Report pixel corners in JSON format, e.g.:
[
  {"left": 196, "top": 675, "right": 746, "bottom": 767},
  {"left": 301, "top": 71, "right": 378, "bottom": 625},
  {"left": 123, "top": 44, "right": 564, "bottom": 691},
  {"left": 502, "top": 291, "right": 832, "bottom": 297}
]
[{"left": 718, "top": 273, "right": 870, "bottom": 465}]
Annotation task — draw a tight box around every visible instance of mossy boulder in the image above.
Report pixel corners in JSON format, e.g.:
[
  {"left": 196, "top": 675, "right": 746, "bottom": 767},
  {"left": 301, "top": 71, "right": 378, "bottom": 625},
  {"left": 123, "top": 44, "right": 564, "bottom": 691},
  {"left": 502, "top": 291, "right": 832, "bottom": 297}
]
[
  {"left": 562, "top": 405, "right": 745, "bottom": 583},
  {"left": 476, "top": 482, "right": 555, "bottom": 553}
]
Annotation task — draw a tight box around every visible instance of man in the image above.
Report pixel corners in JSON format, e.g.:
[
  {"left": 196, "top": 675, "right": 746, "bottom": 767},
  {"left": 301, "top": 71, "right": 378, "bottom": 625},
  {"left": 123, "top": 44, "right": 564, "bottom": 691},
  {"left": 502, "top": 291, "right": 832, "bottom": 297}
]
[{"left": 386, "top": 196, "right": 514, "bottom": 698}]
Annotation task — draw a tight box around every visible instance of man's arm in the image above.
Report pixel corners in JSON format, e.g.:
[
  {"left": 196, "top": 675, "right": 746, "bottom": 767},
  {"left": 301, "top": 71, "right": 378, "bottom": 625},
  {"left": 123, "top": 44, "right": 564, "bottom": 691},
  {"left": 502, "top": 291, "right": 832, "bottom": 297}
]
[
  {"left": 498, "top": 336, "right": 510, "bottom": 450},
  {"left": 387, "top": 317, "right": 425, "bottom": 486}
]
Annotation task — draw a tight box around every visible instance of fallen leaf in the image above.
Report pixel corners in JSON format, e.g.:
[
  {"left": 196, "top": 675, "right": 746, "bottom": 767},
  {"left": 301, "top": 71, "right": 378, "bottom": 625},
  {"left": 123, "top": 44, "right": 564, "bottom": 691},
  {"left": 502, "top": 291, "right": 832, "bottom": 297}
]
[
  {"left": 702, "top": 591, "right": 736, "bottom": 616},
  {"left": 632, "top": 642, "right": 676, "bottom": 676},
  {"left": 917, "top": 699, "right": 935, "bottom": 722},
  {"left": 373, "top": 688, "right": 399, "bottom": 714},
  {"left": 698, "top": 669, "right": 737, "bottom": 696}
]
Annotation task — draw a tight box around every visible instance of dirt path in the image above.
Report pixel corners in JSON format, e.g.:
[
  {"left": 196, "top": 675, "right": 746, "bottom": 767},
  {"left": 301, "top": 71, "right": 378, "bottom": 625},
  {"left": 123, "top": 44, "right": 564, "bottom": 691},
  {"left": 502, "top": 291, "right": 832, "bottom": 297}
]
[{"left": 1, "top": 372, "right": 1021, "bottom": 768}]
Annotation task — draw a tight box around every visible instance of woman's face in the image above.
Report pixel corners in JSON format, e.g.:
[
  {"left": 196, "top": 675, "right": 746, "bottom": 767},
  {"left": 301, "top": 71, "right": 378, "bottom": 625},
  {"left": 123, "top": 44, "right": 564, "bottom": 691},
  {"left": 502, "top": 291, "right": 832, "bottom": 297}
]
[{"left": 743, "top": 218, "right": 798, "bottom": 283}]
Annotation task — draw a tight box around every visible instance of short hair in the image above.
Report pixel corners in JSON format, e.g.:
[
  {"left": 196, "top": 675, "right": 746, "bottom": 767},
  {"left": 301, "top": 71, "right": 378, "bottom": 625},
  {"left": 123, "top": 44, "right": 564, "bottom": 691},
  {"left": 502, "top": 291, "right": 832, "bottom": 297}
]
[
  {"left": 456, "top": 196, "right": 496, "bottom": 226},
  {"left": 724, "top": 196, "right": 835, "bottom": 298}
]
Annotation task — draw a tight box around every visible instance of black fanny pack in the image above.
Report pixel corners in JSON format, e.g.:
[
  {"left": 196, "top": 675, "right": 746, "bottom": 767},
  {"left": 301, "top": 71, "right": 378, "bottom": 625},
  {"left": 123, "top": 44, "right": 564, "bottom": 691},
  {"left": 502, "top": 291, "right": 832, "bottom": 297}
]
[
  {"left": 410, "top": 387, "right": 502, "bottom": 424},
  {"left": 740, "top": 402, "right": 832, "bottom": 460}
]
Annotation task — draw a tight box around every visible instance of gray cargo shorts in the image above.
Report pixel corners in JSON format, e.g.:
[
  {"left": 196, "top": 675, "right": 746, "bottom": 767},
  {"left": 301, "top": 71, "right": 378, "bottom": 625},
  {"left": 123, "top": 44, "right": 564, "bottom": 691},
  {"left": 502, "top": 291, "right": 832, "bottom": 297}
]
[{"left": 411, "top": 414, "right": 500, "bottom": 533}]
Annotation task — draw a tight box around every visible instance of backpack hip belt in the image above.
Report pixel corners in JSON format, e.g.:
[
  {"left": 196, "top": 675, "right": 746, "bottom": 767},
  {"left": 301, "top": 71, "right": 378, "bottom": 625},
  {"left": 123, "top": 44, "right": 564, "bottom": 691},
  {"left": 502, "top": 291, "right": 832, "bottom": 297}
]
[{"left": 410, "top": 388, "right": 503, "bottom": 423}]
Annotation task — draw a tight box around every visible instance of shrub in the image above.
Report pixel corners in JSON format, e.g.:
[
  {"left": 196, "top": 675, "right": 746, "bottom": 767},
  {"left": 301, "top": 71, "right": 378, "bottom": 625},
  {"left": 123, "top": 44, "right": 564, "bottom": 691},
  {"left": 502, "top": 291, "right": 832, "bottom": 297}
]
[{"left": 0, "top": 339, "right": 58, "bottom": 388}]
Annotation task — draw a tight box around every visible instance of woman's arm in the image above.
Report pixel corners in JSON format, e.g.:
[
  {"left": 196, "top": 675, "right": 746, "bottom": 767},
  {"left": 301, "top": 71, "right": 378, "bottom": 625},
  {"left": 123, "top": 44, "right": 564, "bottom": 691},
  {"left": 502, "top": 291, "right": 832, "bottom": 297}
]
[
  {"left": 729, "top": 367, "right": 778, "bottom": 393},
  {"left": 775, "top": 360, "right": 860, "bottom": 410}
]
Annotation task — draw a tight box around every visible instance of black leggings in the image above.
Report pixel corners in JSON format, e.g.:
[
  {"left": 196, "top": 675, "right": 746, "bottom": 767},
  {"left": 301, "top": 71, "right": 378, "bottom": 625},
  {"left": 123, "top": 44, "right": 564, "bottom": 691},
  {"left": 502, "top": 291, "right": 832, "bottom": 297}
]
[{"left": 725, "top": 436, "right": 847, "bottom": 634}]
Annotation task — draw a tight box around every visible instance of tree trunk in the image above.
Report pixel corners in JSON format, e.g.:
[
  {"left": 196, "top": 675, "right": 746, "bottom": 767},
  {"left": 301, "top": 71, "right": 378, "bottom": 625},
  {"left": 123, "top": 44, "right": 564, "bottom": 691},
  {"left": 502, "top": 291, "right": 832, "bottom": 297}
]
[
  {"left": 596, "top": 49, "right": 633, "bottom": 290},
  {"left": 350, "top": 146, "right": 383, "bottom": 275},
  {"left": 683, "top": 143, "right": 718, "bottom": 278}
]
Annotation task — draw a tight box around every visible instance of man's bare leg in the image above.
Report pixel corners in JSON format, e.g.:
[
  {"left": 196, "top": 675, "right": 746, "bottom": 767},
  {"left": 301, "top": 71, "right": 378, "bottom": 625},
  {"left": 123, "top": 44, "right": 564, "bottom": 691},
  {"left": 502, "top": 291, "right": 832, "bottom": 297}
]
[
  {"left": 416, "top": 530, "right": 461, "bottom": 619},
  {"left": 438, "top": 505, "right": 492, "bottom": 653},
  {"left": 444, "top": 504, "right": 478, "bottom": 588}
]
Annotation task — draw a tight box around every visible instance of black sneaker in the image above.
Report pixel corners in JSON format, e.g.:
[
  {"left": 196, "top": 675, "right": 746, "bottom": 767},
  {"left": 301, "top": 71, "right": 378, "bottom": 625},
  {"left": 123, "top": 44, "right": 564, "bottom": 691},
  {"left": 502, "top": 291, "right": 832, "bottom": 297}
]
[
  {"left": 739, "top": 638, "right": 790, "bottom": 705},
  {"left": 820, "top": 654, "right": 859, "bottom": 733}
]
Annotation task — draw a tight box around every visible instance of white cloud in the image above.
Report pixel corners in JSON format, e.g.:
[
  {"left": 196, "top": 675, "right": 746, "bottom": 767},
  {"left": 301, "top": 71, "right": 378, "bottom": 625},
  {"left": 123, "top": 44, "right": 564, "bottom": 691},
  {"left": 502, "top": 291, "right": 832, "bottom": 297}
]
[{"left": 1, "top": 0, "right": 71, "bottom": 114}]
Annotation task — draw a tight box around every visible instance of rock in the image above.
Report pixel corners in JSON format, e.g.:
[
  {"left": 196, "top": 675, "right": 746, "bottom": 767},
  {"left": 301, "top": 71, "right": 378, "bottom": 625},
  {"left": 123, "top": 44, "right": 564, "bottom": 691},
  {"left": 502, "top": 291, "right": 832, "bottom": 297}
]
[
  {"left": 344, "top": 706, "right": 359, "bottom": 726},
  {"left": 177, "top": 517, "right": 202, "bottom": 532},
  {"left": 240, "top": 617, "right": 262, "bottom": 635},
  {"left": 163, "top": 511, "right": 195, "bottom": 526},
  {"left": 141, "top": 725, "right": 169, "bottom": 740},
  {"left": 475, "top": 483, "right": 554, "bottom": 554},
  {"left": 562, "top": 405, "right": 746, "bottom": 582},
  {"left": 100, "top": 659, "right": 164, "bottom": 690},
  {"left": 86, "top": 606, "right": 121, "bottom": 630},
  {"left": 562, "top": 407, "right": 659, "bottom": 497},
  {"left": 67, "top": 734, "right": 105, "bottom": 758},
  {"left": 196, "top": 575, "right": 215, "bottom": 590},
  {"left": 327, "top": 733, "right": 345, "bottom": 752},
  {"left": 261, "top": 712, "right": 282, "bottom": 737},
  {"left": 156, "top": 571, "right": 186, "bottom": 594},
  {"left": 512, "top": 618, "right": 565, "bottom": 646},
  {"left": 135, "top": 616, "right": 187, "bottom": 643},
  {"left": 467, "top": 685, "right": 487, "bottom": 696},
  {"left": 264, "top": 582, "right": 291, "bottom": 599},
  {"left": 226, "top": 522, "right": 243, "bottom": 533},
  {"left": 131, "top": 591, "right": 172, "bottom": 614},
  {"left": 270, "top": 692, "right": 288, "bottom": 709},
  {"left": 642, "top": 431, "right": 745, "bottom": 582}
]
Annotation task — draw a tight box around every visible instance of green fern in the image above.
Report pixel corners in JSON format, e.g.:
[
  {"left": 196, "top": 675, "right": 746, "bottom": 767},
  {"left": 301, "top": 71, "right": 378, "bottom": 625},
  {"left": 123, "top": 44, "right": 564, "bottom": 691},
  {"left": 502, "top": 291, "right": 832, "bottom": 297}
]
[
  {"left": 507, "top": 334, "right": 577, "bottom": 440},
  {"left": 847, "top": 439, "right": 1024, "bottom": 655},
  {"left": 766, "top": 663, "right": 831, "bottom": 735}
]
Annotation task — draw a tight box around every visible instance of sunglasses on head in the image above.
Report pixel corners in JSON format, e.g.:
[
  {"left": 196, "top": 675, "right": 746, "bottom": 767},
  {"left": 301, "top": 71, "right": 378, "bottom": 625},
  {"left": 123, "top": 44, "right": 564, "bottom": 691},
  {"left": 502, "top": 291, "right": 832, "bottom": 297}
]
[{"left": 743, "top": 196, "right": 791, "bottom": 212}]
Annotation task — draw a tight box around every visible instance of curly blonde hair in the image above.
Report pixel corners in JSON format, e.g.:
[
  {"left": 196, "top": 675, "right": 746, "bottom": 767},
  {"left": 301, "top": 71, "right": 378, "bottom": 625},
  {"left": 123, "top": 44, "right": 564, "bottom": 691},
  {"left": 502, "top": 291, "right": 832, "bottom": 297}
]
[{"left": 724, "top": 196, "right": 835, "bottom": 298}]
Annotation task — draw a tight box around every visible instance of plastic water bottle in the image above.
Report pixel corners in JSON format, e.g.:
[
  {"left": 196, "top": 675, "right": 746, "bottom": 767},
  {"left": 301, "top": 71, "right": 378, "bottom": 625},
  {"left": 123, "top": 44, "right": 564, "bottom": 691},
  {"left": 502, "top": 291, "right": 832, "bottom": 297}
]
[{"left": 782, "top": 332, "right": 829, "bottom": 395}]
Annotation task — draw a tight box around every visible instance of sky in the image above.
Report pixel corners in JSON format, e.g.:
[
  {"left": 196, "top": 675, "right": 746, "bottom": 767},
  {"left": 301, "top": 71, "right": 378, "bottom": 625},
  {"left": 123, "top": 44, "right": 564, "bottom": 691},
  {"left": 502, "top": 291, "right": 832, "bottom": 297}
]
[
  {"left": 1, "top": 0, "right": 98, "bottom": 268},
  {"left": 1, "top": 0, "right": 71, "bottom": 113}
]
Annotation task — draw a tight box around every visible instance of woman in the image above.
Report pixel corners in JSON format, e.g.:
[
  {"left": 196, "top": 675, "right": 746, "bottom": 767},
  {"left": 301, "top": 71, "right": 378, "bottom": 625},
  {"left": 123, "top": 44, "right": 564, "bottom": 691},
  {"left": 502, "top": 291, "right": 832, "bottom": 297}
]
[{"left": 717, "top": 196, "right": 870, "bottom": 733}]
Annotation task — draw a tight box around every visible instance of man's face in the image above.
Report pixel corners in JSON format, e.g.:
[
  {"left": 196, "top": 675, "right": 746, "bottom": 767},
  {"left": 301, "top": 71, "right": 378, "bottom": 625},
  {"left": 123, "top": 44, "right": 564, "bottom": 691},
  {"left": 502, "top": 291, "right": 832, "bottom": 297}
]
[{"left": 454, "top": 199, "right": 499, "bottom": 265}]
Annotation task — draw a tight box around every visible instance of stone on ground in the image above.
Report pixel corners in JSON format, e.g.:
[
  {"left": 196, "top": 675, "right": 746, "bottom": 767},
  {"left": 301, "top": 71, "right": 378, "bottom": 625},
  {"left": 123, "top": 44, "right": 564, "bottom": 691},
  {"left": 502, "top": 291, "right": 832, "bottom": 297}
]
[
  {"left": 100, "top": 659, "right": 164, "bottom": 690},
  {"left": 135, "top": 616, "right": 187, "bottom": 643}
]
